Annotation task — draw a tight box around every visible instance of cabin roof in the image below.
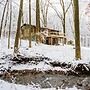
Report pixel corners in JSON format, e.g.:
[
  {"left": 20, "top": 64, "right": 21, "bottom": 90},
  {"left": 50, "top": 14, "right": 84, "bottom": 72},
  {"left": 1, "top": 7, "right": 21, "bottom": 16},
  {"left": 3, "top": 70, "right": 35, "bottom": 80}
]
[{"left": 21, "top": 24, "right": 60, "bottom": 32}]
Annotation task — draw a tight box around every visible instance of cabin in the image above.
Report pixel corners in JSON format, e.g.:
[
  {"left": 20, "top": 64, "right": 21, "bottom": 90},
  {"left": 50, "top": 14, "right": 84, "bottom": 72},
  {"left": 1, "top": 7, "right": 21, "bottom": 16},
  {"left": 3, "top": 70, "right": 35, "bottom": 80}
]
[
  {"left": 20, "top": 24, "right": 66, "bottom": 45},
  {"left": 41, "top": 28, "right": 66, "bottom": 45}
]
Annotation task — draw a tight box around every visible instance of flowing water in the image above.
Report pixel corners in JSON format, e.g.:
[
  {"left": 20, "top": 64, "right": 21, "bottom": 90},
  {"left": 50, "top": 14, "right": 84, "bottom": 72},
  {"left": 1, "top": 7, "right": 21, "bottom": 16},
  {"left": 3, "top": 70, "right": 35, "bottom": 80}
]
[{"left": 1, "top": 72, "right": 90, "bottom": 90}]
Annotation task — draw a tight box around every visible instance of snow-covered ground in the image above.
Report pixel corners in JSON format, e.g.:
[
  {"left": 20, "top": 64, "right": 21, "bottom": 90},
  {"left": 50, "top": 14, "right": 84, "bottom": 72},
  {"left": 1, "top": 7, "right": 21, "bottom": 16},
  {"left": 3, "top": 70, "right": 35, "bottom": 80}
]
[
  {"left": 0, "top": 38, "right": 90, "bottom": 90},
  {"left": 0, "top": 79, "right": 81, "bottom": 90},
  {"left": 0, "top": 38, "right": 90, "bottom": 71}
]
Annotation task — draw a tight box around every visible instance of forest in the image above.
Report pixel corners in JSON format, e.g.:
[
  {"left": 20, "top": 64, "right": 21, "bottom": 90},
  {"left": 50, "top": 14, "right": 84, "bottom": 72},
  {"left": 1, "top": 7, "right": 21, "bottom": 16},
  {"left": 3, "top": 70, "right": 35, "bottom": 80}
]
[{"left": 0, "top": 0, "right": 90, "bottom": 90}]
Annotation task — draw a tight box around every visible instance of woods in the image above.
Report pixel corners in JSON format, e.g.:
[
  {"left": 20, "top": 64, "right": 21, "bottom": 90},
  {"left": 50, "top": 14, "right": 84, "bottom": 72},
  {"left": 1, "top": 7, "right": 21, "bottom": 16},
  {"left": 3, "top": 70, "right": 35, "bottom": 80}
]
[
  {"left": 13, "top": 0, "right": 81, "bottom": 59},
  {"left": 0, "top": 0, "right": 90, "bottom": 90},
  {"left": 0, "top": 0, "right": 81, "bottom": 57}
]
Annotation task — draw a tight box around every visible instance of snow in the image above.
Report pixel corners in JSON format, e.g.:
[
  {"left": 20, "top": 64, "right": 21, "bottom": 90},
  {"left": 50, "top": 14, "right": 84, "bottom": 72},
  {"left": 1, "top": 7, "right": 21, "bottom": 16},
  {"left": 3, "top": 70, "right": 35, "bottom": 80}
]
[
  {"left": 0, "top": 39, "right": 90, "bottom": 71},
  {"left": 20, "top": 40, "right": 90, "bottom": 65},
  {"left": 0, "top": 79, "right": 81, "bottom": 90},
  {"left": 0, "top": 38, "right": 89, "bottom": 90}
]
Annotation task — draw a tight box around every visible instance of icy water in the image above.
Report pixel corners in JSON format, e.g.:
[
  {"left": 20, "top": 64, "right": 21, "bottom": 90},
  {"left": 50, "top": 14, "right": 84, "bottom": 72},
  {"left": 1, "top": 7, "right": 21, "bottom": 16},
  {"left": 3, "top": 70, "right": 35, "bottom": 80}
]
[{"left": 2, "top": 72, "right": 90, "bottom": 90}]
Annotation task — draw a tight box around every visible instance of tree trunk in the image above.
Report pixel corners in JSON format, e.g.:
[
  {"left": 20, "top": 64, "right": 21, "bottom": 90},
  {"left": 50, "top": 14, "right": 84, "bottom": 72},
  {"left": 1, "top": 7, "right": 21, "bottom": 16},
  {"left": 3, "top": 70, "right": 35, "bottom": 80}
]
[
  {"left": 60, "top": 0, "right": 66, "bottom": 44},
  {"left": 73, "top": 0, "right": 81, "bottom": 60},
  {"left": 8, "top": 0, "right": 12, "bottom": 49},
  {"left": 14, "top": 0, "right": 23, "bottom": 53},
  {"left": 36, "top": 0, "right": 40, "bottom": 43},
  {"left": 40, "top": 0, "right": 49, "bottom": 28},
  {"left": 0, "top": 0, "right": 8, "bottom": 38},
  {"left": 3, "top": 1, "right": 9, "bottom": 37},
  {"left": 29, "top": 0, "right": 32, "bottom": 48},
  {"left": 63, "top": 13, "right": 66, "bottom": 44}
]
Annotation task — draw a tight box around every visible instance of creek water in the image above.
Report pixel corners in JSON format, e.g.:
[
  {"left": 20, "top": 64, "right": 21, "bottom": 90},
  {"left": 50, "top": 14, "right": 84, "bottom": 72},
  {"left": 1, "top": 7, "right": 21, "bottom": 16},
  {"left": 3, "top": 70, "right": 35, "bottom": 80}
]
[{"left": 1, "top": 72, "right": 90, "bottom": 90}]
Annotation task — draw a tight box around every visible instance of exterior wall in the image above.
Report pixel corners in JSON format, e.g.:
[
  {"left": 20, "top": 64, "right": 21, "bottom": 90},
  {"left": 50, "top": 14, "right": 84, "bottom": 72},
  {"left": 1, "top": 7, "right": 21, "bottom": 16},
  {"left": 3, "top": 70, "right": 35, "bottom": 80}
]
[{"left": 46, "top": 37, "right": 65, "bottom": 45}]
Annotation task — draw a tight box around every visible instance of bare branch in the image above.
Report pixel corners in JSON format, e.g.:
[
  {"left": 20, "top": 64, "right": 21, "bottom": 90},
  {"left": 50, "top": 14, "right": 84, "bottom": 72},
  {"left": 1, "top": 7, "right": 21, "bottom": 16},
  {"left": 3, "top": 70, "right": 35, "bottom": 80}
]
[{"left": 65, "top": 1, "right": 72, "bottom": 14}]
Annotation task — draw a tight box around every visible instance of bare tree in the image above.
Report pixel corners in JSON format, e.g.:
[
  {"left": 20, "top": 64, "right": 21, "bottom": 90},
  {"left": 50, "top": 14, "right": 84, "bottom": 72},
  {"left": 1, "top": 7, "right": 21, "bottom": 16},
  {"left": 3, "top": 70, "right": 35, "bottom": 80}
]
[
  {"left": 8, "top": 0, "right": 12, "bottom": 48},
  {"left": 3, "top": 0, "right": 9, "bottom": 37},
  {"left": 36, "top": 0, "right": 40, "bottom": 43},
  {"left": 14, "top": 0, "right": 23, "bottom": 53},
  {"left": 0, "top": 0, "right": 8, "bottom": 38},
  {"left": 73, "top": 0, "right": 81, "bottom": 60},
  {"left": 29, "top": 0, "right": 32, "bottom": 48},
  {"left": 49, "top": 0, "right": 72, "bottom": 44},
  {"left": 40, "top": 0, "right": 50, "bottom": 27}
]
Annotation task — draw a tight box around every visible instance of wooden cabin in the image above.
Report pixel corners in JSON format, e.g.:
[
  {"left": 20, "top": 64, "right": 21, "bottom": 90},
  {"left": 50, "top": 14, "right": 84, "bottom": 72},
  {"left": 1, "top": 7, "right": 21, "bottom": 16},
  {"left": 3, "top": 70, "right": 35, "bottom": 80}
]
[
  {"left": 20, "top": 24, "right": 66, "bottom": 45},
  {"left": 43, "top": 28, "right": 66, "bottom": 45},
  {"left": 46, "top": 34, "right": 66, "bottom": 45}
]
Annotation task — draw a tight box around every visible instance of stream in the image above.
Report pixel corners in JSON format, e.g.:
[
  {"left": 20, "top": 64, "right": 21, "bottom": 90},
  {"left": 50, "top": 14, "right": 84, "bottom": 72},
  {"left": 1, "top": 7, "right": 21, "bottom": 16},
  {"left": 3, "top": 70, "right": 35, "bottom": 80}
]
[{"left": 1, "top": 72, "right": 90, "bottom": 90}]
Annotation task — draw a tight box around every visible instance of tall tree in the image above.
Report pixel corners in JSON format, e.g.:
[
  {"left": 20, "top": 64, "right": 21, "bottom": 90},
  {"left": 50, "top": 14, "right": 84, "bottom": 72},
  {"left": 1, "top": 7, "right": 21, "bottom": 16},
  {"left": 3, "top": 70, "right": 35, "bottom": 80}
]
[
  {"left": 73, "top": 0, "right": 81, "bottom": 59},
  {"left": 29, "top": 0, "right": 32, "bottom": 48},
  {"left": 40, "top": 0, "right": 50, "bottom": 27},
  {"left": 3, "top": 0, "right": 9, "bottom": 37},
  {"left": 8, "top": 0, "right": 12, "bottom": 48},
  {"left": 0, "top": 0, "right": 8, "bottom": 38},
  {"left": 14, "top": 0, "right": 23, "bottom": 53},
  {"left": 36, "top": 0, "right": 40, "bottom": 43}
]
